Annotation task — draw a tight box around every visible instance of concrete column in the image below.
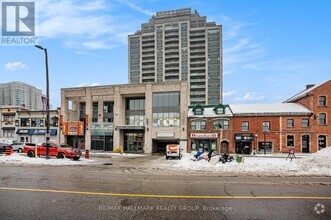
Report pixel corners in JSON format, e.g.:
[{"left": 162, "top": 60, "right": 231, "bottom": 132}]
[
  {"left": 113, "top": 86, "right": 122, "bottom": 148},
  {"left": 85, "top": 88, "right": 91, "bottom": 150},
  {"left": 144, "top": 84, "right": 152, "bottom": 153}
]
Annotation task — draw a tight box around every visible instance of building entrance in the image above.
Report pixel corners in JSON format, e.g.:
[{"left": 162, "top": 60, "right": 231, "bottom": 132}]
[{"left": 124, "top": 131, "right": 144, "bottom": 153}]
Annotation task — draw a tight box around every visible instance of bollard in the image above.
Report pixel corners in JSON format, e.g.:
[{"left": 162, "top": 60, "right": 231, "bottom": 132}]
[
  {"left": 85, "top": 150, "right": 89, "bottom": 159},
  {"left": 35, "top": 146, "right": 38, "bottom": 158},
  {"left": 5, "top": 146, "right": 12, "bottom": 156}
]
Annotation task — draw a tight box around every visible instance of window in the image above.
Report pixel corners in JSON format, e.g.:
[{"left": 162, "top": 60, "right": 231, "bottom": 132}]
[
  {"left": 152, "top": 92, "right": 180, "bottom": 127},
  {"left": 215, "top": 107, "right": 224, "bottom": 114},
  {"left": 287, "top": 119, "right": 294, "bottom": 127},
  {"left": 213, "top": 119, "right": 229, "bottom": 130},
  {"left": 92, "top": 102, "right": 98, "bottom": 123},
  {"left": 191, "top": 120, "right": 206, "bottom": 130},
  {"left": 318, "top": 135, "right": 327, "bottom": 149},
  {"left": 318, "top": 113, "right": 326, "bottom": 125},
  {"left": 262, "top": 121, "right": 270, "bottom": 131},
  {"left": 287, "top": 135, "right": 294, "bottom": 147},
  {"left": 103, "top": 101, "right": 114, "bottom": 123},
  {"left": 31, "top": 118, "right": 44, "bottom": 127},
  {"left": 79, "top": 102, "right": 86, "bottom": 121},
  {"left": 21, "top": 118, "right": 30, "bottom": 126},
  {"left": 126, "top": 98, "right": 145, "bottom": 126},
  {"left": 318, "top": 96, "right": 326, "bottom": 106},
  {"left": 241, "top": 122, "right": 249, "bottom": 131},
  {"left": 301, "top": 119, "right": 309, "bottom": 127}
]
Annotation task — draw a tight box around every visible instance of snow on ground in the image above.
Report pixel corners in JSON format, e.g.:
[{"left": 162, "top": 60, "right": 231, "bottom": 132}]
[
  {"left": 1, "top": 148, "right": 330, "bottom": 176},
  {"left": 154, "top": 147, "right": 331, "bottom": 177},
  {"left": 0, "top": 154, "right": 95, "bottom": 166}
]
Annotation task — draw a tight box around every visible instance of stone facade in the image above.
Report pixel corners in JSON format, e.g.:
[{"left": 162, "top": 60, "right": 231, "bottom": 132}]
[{"left": 61, "top": 82, "right": 188, "bottom": 153}]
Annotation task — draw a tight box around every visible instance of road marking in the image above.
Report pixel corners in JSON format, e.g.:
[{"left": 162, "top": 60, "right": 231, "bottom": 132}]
[{"left": 0, "top": 187, "right": 331, "bottom": 200}]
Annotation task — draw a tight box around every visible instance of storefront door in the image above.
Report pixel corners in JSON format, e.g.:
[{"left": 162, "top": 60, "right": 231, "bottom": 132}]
[
  {"left": 124, "top": 131, "right": 144, "bottom": 153},
  {"left": 302, "top": 135, "right": 310, "bottom": 153}
]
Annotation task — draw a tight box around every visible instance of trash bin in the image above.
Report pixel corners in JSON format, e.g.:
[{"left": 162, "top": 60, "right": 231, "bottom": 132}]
[{"left": 236, "top": 154, "right": 243, "bottom": 163}]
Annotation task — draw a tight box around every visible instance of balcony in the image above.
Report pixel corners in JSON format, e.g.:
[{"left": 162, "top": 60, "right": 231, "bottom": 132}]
[
  {"left": 142, "top": 47, "right": 155, "bottom": 52},
  {"left": 190, "top": 78, "right": 205, "bottom": 83},
  {"left": 190, "top": 84, "right": 206, "bottom": 89},
  {"left": 190, "top": 72, "right": 205, "bottom": 77}
]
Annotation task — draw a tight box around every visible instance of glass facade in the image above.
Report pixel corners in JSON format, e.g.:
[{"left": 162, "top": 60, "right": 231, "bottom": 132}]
[
  {"left": 125, "top": 98, "right": 145, "bottom": 126},
  {"left": 152, "top": 92, "right": 180, "bottom": 127},
  {"left": 124, "top": 131, "right": 144, "bottom": 152}
]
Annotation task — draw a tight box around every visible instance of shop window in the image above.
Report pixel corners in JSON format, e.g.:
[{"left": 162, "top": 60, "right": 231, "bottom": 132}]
[
  {"left": 287, "top": 119, "right": 294, "bottom": 127},
  {"left": 191, "top": 120, "right": 206, "bottom": 130},
  {"left": 21, "top": 118, "right": 30, "bottom": 126},
  {"left": 318, "top": 96, "right": 326, "bottom": 106},
  {"left": 318, "top": 113, "right": 326, "bottom": 125},
  {"left": 241, "top": 122, "right": 249, "bottom": 131},
  {"left": 301, "top": 119, "right": 309, "bottom": 127},
  {"left": 318, "top": 135, "right": 327, "bottom": 149},
  {"left": 287, "top": 135, "right": 294, "bottom": 147},
  {"left": 31, "top": 118, "right": 44, "bottom": 127}
]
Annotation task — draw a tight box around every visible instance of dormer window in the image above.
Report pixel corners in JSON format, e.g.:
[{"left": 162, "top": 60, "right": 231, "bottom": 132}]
[
  {"left": 213, "top": 103, "right": 226, "bottom": 115},
  {"left": 192, "top": 105, "right": 204, "bottom": 115}
]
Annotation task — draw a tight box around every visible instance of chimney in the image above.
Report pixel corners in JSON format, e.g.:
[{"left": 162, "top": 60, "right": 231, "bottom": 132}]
[{"left": 306, "top": 84, "right": 315, "bottom": 90}]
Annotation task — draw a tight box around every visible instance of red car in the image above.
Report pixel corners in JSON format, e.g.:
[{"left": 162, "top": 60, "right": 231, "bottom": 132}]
[{"left": 23, "top": 142, "right": 82, "bottom": 160}]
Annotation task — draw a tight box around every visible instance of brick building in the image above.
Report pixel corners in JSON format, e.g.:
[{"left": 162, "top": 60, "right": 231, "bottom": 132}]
[
  {"left": 284, "top": 79, "right": 331, "bottom": 151},
  {"left": 187, "top": 104, "right": 232, "bottom": 153}
]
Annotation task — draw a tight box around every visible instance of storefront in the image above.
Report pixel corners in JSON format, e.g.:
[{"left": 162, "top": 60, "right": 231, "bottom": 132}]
[
  {"left": 190, "top": 133, "right": 218, "bottom": 152},
  {"left": 16, "top": 128, "right": 58, "bottom": 143},
  {"left": 62, "top": 121, "right": 85, "bottom": 148},
  {"left": 234, "top": 133, "right": 254, "bottom": 154},
  {"left": 90, "top": 123, "right": 114, "bottom": 151}
]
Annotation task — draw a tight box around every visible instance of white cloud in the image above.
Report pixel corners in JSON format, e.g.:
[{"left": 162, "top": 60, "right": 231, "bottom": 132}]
[
  {"left": 235, "top": 92, "right": 265, "bottom": 101},
  {"left": 5, "top": 62, "right": 26, "bottom": 71},
  {"left": 116, "top": 0, "right": 154, "bottom": 16},
  {"left": 34, "top": 0, "right": 135, "bottom": 50},
  {"left": 223, "top": 90, "right": 237, "bottom": 97},
  {"left": 77, "top": 82, "right": 101, "bottom": 87}
]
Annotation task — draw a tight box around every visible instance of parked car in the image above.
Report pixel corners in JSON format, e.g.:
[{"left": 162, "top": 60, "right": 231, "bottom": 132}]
[
  {"left": 0, "top": 143, "right": 12, "bottom": 154},
  {"left": 11, "top": 142, "right": 25, "bottom": 153},
  {"left": 166, "top": 144, "right": 182, "bottom": 160},
  {"left": 23, "top": 142, "right": 82, "bottom": 160}
]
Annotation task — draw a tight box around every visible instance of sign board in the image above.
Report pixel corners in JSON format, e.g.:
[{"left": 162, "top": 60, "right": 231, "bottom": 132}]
[
  {"left": 62, "top": 121, "right": 84, "bottom": 136},
  {"left": 234, "top": 133, "right": 254, "bottom": 142},
  {"left": 156, "top": 132, "right": 175, "bottom": 138},
  {"left": 191, "top": 133, "right": 218, "bottom": 138}
]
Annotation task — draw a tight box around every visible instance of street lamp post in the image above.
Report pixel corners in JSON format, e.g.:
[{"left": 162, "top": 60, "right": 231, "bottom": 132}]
[
  {"left": 35, "top": 45, "right": 50, "bottom": 159},
  {"left": 219, "top": 123, "right": 223, "bottom": 160},
  {"left": 263, "top": 131, "right": 267, "bottom": 155}
]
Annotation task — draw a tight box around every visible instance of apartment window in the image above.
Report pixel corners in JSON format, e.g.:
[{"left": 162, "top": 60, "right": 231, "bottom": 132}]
[
  {"left": 301, "top": 119, "right": 309, "bottom": 127},
  {"left": 318, "top": 113, "right": 326, "bottom": 125},
  {"left": 287, "top": 135, "right": 294, "bottom": 147},
  {"left": 3, "top": 115, "right": 15, "bottom": 122},
  {"left": 21, "top": 118, "right": 30, "bottom": 126},
  {"left": 318, "top": 96, "right": 326, "bottom": 106},
  {"left": 191, "top": 120, "right": 206, "bottom": 130},
  {"left": 241, "top": 122, "right": 249, "bottom": 131},
  {"left": 79, "top": 102, "right": 86, "bottom": 121},
  {"left": 213, "top": 119, "right": 229, "bottom": 130},
  {"left": 31, "top": 118, "right": 44, "bottom": 127},
  {"left": 287, "top": 119, "right": 294, "bottom": 127},
  {"left": 262, "top": 121, "right": 270, "bottom": 131}
]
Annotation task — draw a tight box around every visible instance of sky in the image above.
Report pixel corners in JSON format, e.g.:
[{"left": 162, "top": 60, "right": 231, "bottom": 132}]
[{"left": 0, "top": 0, "right": 330, "bottom": 108}]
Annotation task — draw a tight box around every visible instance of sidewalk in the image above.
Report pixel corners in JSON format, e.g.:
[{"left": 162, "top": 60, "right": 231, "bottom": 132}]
[{"left": 238, "top": 152, "right": 310, "bottom": 159}]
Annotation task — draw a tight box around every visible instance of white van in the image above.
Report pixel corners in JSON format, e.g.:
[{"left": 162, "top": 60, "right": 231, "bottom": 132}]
[{"left": 166, "top": 144, "right": 182, "bottom": 160}]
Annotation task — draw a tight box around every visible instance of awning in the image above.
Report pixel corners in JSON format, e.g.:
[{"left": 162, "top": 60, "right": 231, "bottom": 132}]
[{"left": 116, "top": 125, "right": 145, "bottom": 130}]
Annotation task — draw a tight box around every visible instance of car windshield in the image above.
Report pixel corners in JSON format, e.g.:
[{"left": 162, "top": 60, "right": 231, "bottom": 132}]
[{"left": 59, "top": 144, "right": 70, "bottom": 148}]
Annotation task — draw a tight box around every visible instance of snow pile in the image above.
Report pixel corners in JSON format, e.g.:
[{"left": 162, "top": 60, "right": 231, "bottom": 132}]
[
  {"left": 0, "top": 153, "right": 95, "bottom": 166},
  {"left": 90, "top": 152, "right": 147, "bottom": 157},
  {"left": 154, "top": 148, "right": 331, "bottom": 176}
]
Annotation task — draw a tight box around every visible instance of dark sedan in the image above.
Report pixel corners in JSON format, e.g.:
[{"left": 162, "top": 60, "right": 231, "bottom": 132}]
[{"left": 0, "top": 143, "right": 12, "bottom": 154}]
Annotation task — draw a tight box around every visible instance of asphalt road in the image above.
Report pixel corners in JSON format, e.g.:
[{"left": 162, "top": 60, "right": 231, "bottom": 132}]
[{"left": 0, "top": 159, "right": 330, "bottom": 220}]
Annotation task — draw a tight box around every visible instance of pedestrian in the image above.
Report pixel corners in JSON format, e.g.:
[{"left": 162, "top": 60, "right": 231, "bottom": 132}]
[{"left": 207, "top": 149, "right": 213, "bottom": 162}]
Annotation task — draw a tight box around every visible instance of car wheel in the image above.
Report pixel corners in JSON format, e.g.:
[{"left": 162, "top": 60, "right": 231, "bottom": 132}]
[
  {"left": 73, "top": 157, "right": 79, "bottom": 161},
  {"left": 57, "top": 153, "right": 65, "bottom": 159},
  {"left": 18, "top": 148, "right": 23, "bottom": 153},
  {"left": 27, "top": 151, "right": 35, "bottom": 157}
]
